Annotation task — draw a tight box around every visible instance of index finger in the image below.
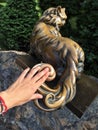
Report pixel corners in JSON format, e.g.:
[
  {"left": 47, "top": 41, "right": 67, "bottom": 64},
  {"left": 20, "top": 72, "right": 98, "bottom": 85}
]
[
  {"left": 31, "top": 70, "right": 49, "bottom": 92},
  {"left": 31, "top": 67, "right": 49, "bottom": 83}
]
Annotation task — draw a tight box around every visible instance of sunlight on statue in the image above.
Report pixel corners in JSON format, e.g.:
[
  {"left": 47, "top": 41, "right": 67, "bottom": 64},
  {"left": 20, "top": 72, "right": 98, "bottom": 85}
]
[{"left": 29, "top": 6, "right": 85, "bottom": 111}]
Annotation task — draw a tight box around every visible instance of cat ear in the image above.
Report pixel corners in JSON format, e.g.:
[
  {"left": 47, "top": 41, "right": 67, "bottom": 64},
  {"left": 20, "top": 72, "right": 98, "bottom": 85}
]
[{"left": 57, "top": 6, "right": 62, "bottom": 13}]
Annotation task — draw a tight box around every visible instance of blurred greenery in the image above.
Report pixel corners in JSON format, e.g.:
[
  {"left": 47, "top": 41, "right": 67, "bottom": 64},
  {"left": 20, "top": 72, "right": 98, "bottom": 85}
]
[
  {"left": 0, "top": 0, "right": 98, "bottom": 77},
  {"left": 0, "top": 0, "right": 41, "bottom": 51},
  {"left": 0, "top": 3, "right": 7, "bottom": 6},
  {"left": 0, "top": 0, "right": 7, "bottom": 7}
]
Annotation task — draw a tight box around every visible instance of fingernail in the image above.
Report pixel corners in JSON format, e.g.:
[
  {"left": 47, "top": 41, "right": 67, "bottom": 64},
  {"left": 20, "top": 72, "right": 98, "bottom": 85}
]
[
  {"left": 26, "top": 67, "right": 30, "bottom": 70},
  {"left": 39, "top": 95, "right": 43, "bottom": 99},
  {"left": 45, "top": 67, "right": 49, "bottom": 70}
]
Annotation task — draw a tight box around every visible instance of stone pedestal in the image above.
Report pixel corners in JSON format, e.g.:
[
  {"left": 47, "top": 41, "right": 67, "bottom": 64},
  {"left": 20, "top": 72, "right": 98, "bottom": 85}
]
[{"left": 0, "top": 51, "right": 98, "bottom": 130}]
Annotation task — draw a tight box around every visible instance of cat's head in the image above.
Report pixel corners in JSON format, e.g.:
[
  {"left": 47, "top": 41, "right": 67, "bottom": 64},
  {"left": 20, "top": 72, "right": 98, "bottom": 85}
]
[{"left": 39, "top": 6, "right": 67, "bottom": 29}]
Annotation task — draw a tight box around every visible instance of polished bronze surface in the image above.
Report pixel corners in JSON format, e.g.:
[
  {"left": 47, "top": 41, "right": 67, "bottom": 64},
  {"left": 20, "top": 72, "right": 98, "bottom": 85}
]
[
  {"left": 29, "top": 6, "right": 85, "bottom": 111},
  {"left": 16, "top": 54, "right": 98, "bottom": 117}
]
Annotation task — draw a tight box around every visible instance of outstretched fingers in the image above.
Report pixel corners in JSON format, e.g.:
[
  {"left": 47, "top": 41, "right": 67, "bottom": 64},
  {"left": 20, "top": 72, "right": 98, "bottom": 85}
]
[
  {"left": 32, "top": 67, "right": 49, "bottom": 82},
  {"left": 26, "top": 66, "right": 41, "bottom": 79},
  {"left": 16, "top": 67, "right": 30, "bottom": 83},
  {"left": 30, "top": 68, "right": 50, "bottom": 91}
]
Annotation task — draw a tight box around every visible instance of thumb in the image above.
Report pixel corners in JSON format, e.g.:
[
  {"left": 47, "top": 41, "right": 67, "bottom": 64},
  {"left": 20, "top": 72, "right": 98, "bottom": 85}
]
[{"left": 31, "top": 93, "right": 43, "bottom": 100}]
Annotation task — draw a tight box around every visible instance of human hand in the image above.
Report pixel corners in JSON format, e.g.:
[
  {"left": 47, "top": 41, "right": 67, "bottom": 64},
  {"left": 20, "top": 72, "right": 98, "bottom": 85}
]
[{"left": 0, "top": 66, "right": 49, "bottom": 110}]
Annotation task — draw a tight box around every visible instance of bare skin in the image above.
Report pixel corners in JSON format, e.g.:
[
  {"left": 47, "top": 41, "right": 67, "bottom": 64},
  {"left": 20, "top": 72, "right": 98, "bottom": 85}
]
[{"left": 0, "top": 66, "right": 49, "bottom": 111}]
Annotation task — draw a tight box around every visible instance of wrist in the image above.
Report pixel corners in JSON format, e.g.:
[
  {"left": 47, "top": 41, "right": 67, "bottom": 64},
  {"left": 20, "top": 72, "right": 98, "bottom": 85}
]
[
  {"left": 0, "top": 96, "right": 8, "bottom": 114},
  {"left": 0, "top": 91, "right": 14, "bottom": 110}
]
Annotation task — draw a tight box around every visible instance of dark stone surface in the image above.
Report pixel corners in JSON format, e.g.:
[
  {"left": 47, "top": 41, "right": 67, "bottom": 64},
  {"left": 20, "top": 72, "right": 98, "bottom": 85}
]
[{"left": 0, "top": 51, "right": 98, "bottom": 130}]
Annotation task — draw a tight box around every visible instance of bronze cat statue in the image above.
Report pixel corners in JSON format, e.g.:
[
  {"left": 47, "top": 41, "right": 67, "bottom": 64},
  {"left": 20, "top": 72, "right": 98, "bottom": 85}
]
[{"left": 29, "top": 6, "right": 85, "bottom": 111}]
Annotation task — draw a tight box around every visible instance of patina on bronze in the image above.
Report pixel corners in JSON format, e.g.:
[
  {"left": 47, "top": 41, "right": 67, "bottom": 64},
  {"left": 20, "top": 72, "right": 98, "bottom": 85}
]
[
  {"left": 29, "top": 6, "right": 85, "bottom": 111},
  {"left": 16, "top": 54, "right": 98, "bottom": 118}
]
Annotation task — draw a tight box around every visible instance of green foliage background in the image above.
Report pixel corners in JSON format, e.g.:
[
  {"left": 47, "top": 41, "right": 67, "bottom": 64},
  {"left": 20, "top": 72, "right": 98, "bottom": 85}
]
[
  {"left": 0, "top": 0, "right": 41, "bottom": 51},
  {"left": 0, "top": 0, "right": 98, "bottom": 77}
]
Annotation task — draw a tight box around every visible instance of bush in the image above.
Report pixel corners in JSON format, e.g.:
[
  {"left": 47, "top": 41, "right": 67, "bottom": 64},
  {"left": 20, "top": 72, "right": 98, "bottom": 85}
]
[{"left": 0, "top": 0, "right": 41, "bottom": 51}]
